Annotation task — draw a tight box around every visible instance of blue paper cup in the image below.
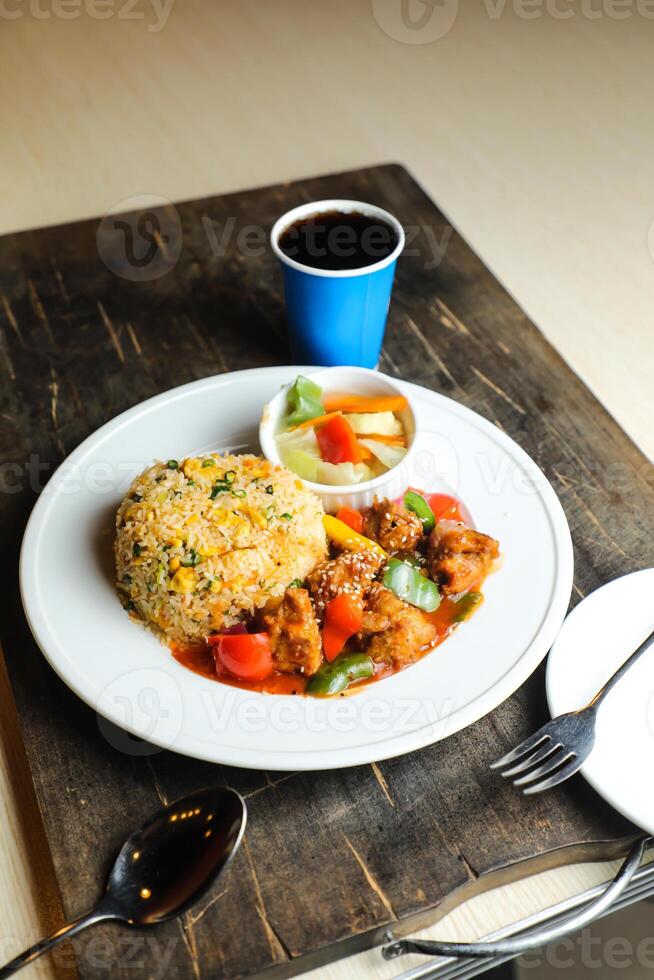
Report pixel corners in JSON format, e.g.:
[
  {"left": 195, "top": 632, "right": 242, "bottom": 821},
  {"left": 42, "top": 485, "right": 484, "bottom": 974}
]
[{"left": 270, "top": 199, "right": 404, "bottom": 368}]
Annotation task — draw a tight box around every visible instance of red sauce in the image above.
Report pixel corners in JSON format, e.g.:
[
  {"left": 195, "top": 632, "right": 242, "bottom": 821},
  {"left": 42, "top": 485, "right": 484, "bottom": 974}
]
[{"left": 171, "top": 491, "right": 485, "bottom": 696}]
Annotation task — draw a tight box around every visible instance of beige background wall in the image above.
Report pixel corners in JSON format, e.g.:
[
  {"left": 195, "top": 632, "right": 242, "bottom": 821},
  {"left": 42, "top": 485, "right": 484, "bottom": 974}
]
[{"left": 2, "top": 0, "right": 653, "bottom": 459}]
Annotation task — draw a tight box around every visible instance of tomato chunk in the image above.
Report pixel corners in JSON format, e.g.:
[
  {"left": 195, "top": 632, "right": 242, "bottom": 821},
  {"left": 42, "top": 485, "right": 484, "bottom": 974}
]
[
  {"left": 424, "top": 493, "right": 465, "bottom": 523},
  {"left": 316, "top": 415, "right": 363, "bottom": 464},
  {"left": 335, "top": 506, "right": 364, "bottom": 534},
  {"left": 210, "top": 632, "right": 273, "bottom": 681}
]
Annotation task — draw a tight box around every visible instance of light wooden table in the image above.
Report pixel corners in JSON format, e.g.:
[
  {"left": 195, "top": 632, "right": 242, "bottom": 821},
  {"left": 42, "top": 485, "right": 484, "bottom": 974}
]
[{"left": 1, "top": 1, "right": 652, "bottom": 976}]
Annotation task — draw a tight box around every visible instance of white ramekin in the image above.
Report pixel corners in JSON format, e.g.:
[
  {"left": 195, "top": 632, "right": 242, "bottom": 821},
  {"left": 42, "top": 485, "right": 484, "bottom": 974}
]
[{"left": 258, "top": 366, "right": 420, "bottom": 513}]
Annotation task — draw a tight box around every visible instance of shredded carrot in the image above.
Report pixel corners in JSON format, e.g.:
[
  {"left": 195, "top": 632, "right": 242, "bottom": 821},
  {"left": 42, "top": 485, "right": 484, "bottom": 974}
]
[
  {"left": 289, "top": 411, "right": 341, "bottom": 431},
  {"left": 322, "top": 394, "right": 408, "bottom": 414},
  {"left": 357, "top": 443, "right": 374, "bottom": 460}
]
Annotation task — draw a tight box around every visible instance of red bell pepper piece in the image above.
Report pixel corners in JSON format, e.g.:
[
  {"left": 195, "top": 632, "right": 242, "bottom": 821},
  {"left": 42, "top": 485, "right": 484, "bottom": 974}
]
[
  {"left": 335, "top": 506, "right": 364, "bottom": 534},
  {"left": 424, "top": 492, "right": 465, "bottom": 523},
  {"left": 316, "top": 415, "right": 363, "bottom": 465},
  {"left": 322, "top": 593, "right": 363, "bottom": 662},
  {"left": 209, "top": 632, "right": 273, "bottom": 681}
]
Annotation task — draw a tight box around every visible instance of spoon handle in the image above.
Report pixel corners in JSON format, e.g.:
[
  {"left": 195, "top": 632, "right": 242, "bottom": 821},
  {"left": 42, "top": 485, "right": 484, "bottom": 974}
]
[{"left": 0, "top": 907, "right": 115, "bottom": 978}]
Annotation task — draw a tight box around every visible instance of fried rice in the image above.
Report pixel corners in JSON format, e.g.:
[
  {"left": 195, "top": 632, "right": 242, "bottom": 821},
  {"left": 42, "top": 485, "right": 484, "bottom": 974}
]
[{"left": 115, "top": 453, "right": 327, "bottom": 645}]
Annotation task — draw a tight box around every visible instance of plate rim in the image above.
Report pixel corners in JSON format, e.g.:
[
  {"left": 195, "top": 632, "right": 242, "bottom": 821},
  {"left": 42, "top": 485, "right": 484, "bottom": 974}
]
[
  {"left": 546, "top": 568, "right": 654, "bottom": 834},
  {"left": 20, "top": 366, "right": 574, "bottom": 770}
]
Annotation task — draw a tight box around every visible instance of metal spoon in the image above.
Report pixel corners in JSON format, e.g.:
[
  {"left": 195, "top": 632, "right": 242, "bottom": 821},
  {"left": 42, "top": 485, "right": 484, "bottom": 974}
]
[{"left": 0, "top": 786, "right": 246, "bottom": 978}]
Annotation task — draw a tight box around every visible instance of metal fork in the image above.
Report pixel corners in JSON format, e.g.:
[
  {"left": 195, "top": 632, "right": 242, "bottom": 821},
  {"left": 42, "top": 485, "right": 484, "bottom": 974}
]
[{"left": 491, "top": 629, "right": 654, "bottom": 795}]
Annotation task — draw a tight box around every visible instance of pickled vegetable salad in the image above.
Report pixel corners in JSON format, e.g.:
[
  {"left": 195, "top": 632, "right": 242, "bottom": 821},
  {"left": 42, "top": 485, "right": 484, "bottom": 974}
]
[{"left": 276, "top": 375, "right": 408, "bottom": 485}]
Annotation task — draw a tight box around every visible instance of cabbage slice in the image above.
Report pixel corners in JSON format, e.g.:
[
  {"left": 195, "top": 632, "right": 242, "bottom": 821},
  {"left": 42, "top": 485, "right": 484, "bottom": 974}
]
[
  {"left": 345, "top": 411, "right": 403, "bottom": 436},
  {"left": 276, "top": 427, "right": 322, "bottom": 481},
  {"left": 282, "top": 449, "right": 320, "bottom": 482},
  {"left": 276, "top": 427, "right": 320, "bottom": 455},
  {"left": 358, "top": 438, "right": 407, "bottom": 471},
  {"left": 315, "top": 460, "right": 372, "bottom": 485}
]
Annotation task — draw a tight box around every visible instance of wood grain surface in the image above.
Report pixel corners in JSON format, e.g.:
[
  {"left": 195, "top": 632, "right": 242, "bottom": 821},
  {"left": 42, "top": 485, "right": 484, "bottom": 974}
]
[{"left": 1, "top": 164, "right": 651, "bottom": 979}]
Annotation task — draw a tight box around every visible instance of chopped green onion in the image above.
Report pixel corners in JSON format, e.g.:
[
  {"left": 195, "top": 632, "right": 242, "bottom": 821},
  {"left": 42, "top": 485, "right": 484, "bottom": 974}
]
[
  {"left": 201, "top": 459, "right": 216, "bottom": 468},
  {"left": 265, "top": 505, "right": 275, "bottom": 521},
  {"left": 288, "top": 578, "right": 303, "bottom": 589},
  {"left": 187, "top": 480, "right": 196, "bottom": 487},
  {"left": 132, "top": 543, "right": 142, "bottom": 557},
  {"left": 285, "top": 375, "right": 325, "bottom": 428},
  {"left": 231, "top": 488, "right": 247, "bottom": 498},
  {"left": 383, "top": 558, "right": 440, "bottom": 612},
  {"left": 167, "top": 459, "right": 179, "bottom": 469},
  {"left": 224, "top": 470, "right": 236, "bottom": 484},
  {"left": 454, "top": 591, "right": 483, "bottom": 622},
  {"left": 209, "top": 481, "right": 231, "bottom": 499},
  {"left": 181, "top": 549, "right": 200, "bottom": 567},
  {"left": 404, "top": 490, "right": 435, "bottom": 534},
  {"left": 265, "top": 485, "right": 274, "bottom": 495},
  {"left": 280, "top": 512, "right": 293, "bottom": 521},
  {"left": 130, "top": 493, "right": 142, "bottom": 502}
]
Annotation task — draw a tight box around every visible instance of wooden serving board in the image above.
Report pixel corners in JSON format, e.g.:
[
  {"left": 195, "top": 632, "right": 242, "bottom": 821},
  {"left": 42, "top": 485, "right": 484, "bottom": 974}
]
[{"left": 1, "top": 164, "right": 651, "bottom": 979}]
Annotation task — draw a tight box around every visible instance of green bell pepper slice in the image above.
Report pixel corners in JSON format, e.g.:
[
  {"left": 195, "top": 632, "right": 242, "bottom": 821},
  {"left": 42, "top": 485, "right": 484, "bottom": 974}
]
[
  {"left": 306, "top": 652, "right": 374, "bottom": 696},
  {"left": 403, "top": 490, "right": 435, "bottom": 533},
  {"left": 383, "top": 558, "right": 441, "bottom": 613},
  {"left": 453, "top": 591, "right": 483, "bottom": 622},
  {"left": 285, "top": 375, "right": 325, "bottom": 428}
]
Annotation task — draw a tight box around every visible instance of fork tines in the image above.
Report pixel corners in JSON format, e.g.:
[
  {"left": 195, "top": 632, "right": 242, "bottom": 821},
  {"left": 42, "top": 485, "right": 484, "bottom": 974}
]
[{"left": 490, "top": 725, "right": 583, "bottom": 795}]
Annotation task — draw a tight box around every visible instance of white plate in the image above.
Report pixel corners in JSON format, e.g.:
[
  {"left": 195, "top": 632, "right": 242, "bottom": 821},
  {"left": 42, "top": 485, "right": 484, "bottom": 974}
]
[
  {"left": 20, "top": 367, "right": 573, "bottom": 771},
  {"left": 547, "top": 569, "right": 654, "bottom": 833}
]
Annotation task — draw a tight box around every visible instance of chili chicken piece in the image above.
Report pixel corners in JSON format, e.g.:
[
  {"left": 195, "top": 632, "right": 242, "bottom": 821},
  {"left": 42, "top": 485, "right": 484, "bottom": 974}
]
[
  {"left": 307, "top": 548, "right": 384, "bottom": 619},
  {"left": 363, "top": 497, "right": 424, "bottom": 553},
  {"left": 262, "top": 588, "right": 322, "bottom": 676},
  {"left": 360, "top": 583, "right": 436, "bottom": 667},
  {"left": 427, "top": 520, "right": 499, "bottom": 596}
]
